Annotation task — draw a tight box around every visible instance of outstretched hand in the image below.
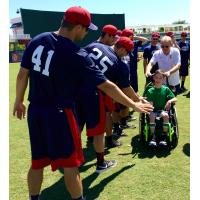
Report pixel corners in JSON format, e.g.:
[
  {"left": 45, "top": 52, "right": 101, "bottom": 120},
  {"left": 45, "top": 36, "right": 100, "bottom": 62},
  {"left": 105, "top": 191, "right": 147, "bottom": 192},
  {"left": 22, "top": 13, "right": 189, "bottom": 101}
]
[
  {"left": 139, "top": 96, "right": 149, "bottom": 104},
  {"left": 133, "top": 101, "right": 154, "bottom": 114}
]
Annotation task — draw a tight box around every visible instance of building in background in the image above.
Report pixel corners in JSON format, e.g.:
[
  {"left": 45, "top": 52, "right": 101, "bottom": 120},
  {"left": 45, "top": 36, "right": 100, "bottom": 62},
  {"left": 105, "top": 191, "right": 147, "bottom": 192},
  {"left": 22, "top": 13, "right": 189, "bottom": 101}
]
[
  {"left": 127, "top": 23, "right": 190, "bottom": 34},
  {"left": 9, "top": 17, "right": 31, "bottom": 63}
]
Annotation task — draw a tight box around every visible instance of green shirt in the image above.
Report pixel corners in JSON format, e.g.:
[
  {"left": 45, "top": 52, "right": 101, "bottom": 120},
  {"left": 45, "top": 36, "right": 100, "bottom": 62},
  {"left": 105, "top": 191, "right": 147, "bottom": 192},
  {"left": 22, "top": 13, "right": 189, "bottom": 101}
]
[{"left": 145, "top": 85, "right": 175, "bottom": 111}]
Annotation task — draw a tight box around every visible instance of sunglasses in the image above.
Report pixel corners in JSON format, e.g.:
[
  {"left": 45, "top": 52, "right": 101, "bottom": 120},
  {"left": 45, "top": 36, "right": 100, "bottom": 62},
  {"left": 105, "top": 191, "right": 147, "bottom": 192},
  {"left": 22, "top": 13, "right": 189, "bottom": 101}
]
[
  {"left": 181, "top": 35, "right": 187, "bottom": 37},
  {"left": 152, "top": 38, "right": 159, "bottom": 41},
  {"left": 161, "top": 45, "right": 169, "bottom": 49}
]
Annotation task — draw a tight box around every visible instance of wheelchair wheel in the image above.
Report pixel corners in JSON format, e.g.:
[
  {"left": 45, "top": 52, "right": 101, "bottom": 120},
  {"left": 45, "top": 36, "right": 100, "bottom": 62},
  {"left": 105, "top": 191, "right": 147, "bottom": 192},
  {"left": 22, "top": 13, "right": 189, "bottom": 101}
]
[
  {"left": 171, "top": 107, "right": 179, "bottom": 149},
  {"left": 139, "top": 113, "right": 145, "bottom": 144}
]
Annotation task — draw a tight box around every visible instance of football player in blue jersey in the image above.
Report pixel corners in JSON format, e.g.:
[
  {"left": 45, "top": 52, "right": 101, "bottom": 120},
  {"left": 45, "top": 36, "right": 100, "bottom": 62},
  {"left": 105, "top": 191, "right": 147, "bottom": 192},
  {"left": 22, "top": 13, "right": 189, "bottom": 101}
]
[
  {"left": 13, "top": 6, "right": 153, "bottom": 200},
  {"left": 143, "top": 32, "right": 161, "bottom": 85},
  {"left": 177, "top": 32, "right": 190, "bottom": 92},
  {"left": 165, "top": 31, "right": 180, "bottom": 49},
  {"left": 97, "top": 24, "right": 118, "bottom": 46},
  {"left": 121, "top": 28, "right": 149, "bottom": 93},
  {"left": 95, "top": 24, "right": 123, "bottom": 147},
  {"left": 119, "top": 29, "right": 149, "bottom": 129},
  {"left": 77, "top": 36, "right": 151, "bottom": 173}
]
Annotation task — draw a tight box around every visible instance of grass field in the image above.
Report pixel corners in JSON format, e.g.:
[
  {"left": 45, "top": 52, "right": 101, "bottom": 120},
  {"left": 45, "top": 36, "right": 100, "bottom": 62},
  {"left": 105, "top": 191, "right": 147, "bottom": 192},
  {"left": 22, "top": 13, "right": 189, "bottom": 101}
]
[{"left": 9, "top": 61, "right": 190, "bottom": 200}]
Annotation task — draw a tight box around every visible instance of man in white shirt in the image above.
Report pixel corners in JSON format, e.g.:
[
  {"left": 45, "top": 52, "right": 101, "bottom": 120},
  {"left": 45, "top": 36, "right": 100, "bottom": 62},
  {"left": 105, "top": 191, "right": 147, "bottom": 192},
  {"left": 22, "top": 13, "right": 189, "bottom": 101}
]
[{"left": 145, "top": 36, "right": 181, "bottom": 95}]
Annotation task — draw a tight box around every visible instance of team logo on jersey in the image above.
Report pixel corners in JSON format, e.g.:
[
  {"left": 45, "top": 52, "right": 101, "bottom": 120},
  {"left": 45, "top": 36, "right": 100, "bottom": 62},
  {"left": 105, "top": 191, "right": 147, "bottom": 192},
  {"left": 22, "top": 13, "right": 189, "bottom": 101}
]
[{"left": 181, "top": 46, "right": 189, "bottom": 51}]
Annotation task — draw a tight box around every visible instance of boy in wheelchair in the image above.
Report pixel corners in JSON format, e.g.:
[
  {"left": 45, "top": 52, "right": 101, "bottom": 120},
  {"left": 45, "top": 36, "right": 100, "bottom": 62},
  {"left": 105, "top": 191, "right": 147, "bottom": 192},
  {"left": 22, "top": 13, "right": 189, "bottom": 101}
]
[{"left": 145, "top": 70, "right": 177, "bottom": 147}]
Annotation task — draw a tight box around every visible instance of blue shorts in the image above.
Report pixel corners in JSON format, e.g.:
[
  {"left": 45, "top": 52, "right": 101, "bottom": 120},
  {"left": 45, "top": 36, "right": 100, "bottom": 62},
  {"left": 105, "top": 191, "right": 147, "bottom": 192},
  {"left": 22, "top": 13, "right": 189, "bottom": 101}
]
[
  {"left": 76, "top": 90, "right": 115, "bottom": 137},
  {"left": 179, "top": 63, "right": 189, "bottom": 76},
  {"left": 27, "top": 103, "right": 84, "bottom": 171}
]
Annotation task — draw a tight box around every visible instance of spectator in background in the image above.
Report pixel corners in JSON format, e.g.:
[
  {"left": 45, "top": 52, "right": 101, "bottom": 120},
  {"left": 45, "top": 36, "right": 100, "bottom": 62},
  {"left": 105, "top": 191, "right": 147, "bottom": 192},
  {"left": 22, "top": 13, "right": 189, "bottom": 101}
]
[
  {"left": 165, "top": 31, "right": 180, "bottom": 49},
  {"left": 143, "top": 32, "right": 161, "bottom": 85},
  {"left": 177, "top": 32, "right": 190, "bottom": 92}
]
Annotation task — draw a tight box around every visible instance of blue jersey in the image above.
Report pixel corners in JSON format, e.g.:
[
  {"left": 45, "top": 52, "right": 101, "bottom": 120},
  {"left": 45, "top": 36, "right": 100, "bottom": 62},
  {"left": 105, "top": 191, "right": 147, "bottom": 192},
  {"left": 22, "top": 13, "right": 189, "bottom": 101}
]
[
  {"left": 143, "top": 44, "right": 160, "bottom": 73},
  {"left": 84, "top": 41, "right": 130, "bottom": 88},
  {"left": 129, "top": 40, "right": 143, "bottom": 71},
  {"left": 143, "top": 44, "right": 160, "bottom": 62},
  {"left": 21, "top": 32, "right": 107, "bottom": 107},
  {"left": 178, "top": 40, "right": 190, "bottom": 63}
]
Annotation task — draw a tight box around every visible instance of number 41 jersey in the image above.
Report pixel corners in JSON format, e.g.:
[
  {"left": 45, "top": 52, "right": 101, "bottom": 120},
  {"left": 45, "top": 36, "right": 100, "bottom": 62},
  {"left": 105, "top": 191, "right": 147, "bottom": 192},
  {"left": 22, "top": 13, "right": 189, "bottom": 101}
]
[
  {"left": 21, "top": 32, "right": 107, "bottom": 107},
  {"left": 84, "top": 41, "right": 130, "bottom": 89}
]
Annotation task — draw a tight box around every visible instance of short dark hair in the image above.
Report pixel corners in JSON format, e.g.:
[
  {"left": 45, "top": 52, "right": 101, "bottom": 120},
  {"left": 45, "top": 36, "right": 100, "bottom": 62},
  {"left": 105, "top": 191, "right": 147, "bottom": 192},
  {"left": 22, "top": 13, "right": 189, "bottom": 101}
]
[
  {"left": 115, "top": 42, "right": 123, "bottom": 49},
  {"left": 100, "top": 32, "right": 106, "bottom": 38},
  {"left": 153, "top": 69, "right": 166, "bottom": 77},
  {"left": 60, "top": 19, "right": 77, "bottom": 30}
]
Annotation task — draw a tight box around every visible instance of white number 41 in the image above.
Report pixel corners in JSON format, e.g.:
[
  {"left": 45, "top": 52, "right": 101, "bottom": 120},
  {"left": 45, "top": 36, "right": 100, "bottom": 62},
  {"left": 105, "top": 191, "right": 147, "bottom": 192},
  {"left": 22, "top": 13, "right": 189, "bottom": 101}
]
[{"left": 32, "top": 45, "right": 54, "bottom": 76}]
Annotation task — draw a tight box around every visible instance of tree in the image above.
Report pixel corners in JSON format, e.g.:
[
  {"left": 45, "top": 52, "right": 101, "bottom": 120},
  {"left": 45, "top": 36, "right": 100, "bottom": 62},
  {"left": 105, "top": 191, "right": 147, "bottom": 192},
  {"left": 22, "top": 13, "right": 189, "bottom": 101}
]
[{"left": 158, "top": 27, "right": 164, "bottom": 32}]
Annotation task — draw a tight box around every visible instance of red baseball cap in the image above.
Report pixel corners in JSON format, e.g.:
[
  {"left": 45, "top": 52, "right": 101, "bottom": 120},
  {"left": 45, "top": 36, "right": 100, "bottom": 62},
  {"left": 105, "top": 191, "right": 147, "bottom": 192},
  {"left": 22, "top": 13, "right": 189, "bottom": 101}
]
[
  {"left": 64, "top": 6, "right": 98, "bottom": 30},
  {"left": 181, "top": 32, "right": 187, "bottom": 37},
  {"left": 116, "top": 30, "right": 122, "bottom": 36},
  {"left": 151, "top": 32, "right": 160, "bottom": 38},
  {"left": 102, "top": 24, "right": 118, "bottom": 35},
  {"left": 116, "top": 36, "right": 134, "bottom": 52},
  {"left": 121, "top": 29, "right": 134, "bottom": 37},
  {"left": 166, "top": 31, "right": 174, "bottom": 37}
]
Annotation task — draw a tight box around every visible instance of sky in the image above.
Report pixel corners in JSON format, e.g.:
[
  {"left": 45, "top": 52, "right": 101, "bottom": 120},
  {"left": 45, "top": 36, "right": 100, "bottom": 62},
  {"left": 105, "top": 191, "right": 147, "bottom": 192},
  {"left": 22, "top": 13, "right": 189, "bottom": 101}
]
[{"left": 9, "top": 0, "right": 190, "bottom": 26}]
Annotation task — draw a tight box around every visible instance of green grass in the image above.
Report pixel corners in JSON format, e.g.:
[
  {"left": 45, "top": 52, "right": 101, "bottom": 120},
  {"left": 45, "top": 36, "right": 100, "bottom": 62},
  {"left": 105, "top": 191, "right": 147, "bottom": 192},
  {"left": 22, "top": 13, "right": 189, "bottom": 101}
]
[{"left": 9, "top": 61, "right": 190, "bottom": 200}]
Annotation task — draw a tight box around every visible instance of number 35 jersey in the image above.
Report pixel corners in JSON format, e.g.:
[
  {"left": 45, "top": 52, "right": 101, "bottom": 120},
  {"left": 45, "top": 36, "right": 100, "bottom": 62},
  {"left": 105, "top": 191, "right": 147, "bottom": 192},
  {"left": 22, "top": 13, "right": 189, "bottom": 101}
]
[
  {"left": 21, "top": 32, "right": 107, "bottom": 107},
  {"left": 84, "top": 41, "right": 130, "bottom": 89}
]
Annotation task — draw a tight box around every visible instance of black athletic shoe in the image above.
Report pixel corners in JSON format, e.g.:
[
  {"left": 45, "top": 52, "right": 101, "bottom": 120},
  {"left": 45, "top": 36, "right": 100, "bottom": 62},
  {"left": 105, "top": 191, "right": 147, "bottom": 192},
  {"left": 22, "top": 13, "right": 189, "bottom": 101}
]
[
  {"left": 106, "top": 140, "right": 122, "bottom": 148},
  {"left": 96, "top": 160, "right": 117, "bottom": 174},
  {"left": 120, "top": 123, "right": 136, "bottom": 129},
  {"left": 181, "top": 87, "right": 187, "bottom": 92},
  {"left": 112, "top": 128, "right": 128, "bottom": 137},
  {"left": 159, "top": 134, "right": 168, "bottom": 146},
  {"left": 149, "top": 139, "right": 157, "bottom": 147},
  {"left": 159, "top": 140, "right": 167, "bottom": 146},
  {"left": 126, "top": 115, "right": 137, "bottom": 122}
]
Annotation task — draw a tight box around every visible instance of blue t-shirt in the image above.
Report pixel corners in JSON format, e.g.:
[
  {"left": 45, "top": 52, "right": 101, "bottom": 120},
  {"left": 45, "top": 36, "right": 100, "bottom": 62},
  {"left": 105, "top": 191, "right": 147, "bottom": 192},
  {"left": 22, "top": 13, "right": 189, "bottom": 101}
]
[
  {"left": 21, "top": 32, "right": 107, "bottom": 107},
  {"left": 128, "top": 40, "right": 143, "bottom": 72},
  {"left": 177, "top": 40, "right": 190, "bottom": 64},
  {"left": 143, "top": 44, "right": 160, "bottom": 73},
  {"left": 84, "top": 41, "right": 130, "bottom": 88}
]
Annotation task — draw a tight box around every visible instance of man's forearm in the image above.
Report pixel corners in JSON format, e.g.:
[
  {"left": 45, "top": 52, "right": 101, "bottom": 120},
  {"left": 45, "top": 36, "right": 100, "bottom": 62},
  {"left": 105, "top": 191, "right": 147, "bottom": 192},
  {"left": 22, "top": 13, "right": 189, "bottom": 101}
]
[
  {"left": 134, "top": 36, "right": 149, "bottom": 44},
  {"left": 98, "top": 80, "right": 136, "bottom": 109},
  {"left": 145, "top": 62, "right": 153, "bottom": 76},
  {"left": 143, "top": 59, "right": 148, "bottom": 74},
  {"left": 121, "top": 86, "right": 140, "bottom": 102},
  {"left": 169, "top": 64, "right": 180, "bottom": 75}
]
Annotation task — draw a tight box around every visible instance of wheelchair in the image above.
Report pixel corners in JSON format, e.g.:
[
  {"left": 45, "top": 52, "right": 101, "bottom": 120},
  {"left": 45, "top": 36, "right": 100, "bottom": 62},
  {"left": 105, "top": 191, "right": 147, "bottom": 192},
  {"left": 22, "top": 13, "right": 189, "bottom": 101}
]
[{"left": 139, "top": 82, "right": 179, "bottom": 149}]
